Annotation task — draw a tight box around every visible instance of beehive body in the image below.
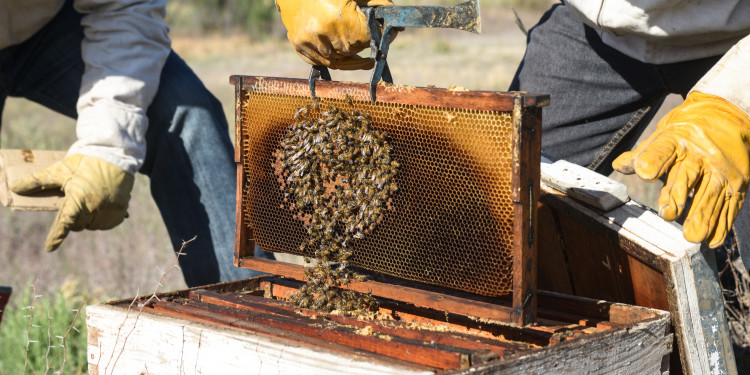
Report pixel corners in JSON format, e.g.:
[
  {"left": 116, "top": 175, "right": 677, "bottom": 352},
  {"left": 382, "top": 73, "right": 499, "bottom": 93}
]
[{"left": 235, "top": 76, "right": 544, "bottom": 299}]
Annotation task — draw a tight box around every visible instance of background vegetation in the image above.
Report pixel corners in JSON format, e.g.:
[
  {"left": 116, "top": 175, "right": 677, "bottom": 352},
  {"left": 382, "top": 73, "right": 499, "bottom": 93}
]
[{"left": 0, "top": 0, "right": 698, "bottom": 373}]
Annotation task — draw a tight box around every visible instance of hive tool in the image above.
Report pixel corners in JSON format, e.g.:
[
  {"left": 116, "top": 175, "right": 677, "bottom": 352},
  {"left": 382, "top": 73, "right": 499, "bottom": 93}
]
[{"left": 309, "top": 0, "right": 482, "bottom": 102}]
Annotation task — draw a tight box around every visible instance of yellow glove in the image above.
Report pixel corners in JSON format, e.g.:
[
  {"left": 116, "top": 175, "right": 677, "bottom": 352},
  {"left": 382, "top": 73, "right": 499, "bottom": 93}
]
[
  {"left": 10, "top": 154, "right": 134, "bottom": 252},
  {"left": 613, "top": 92, "right": 750, "bottom": 248},
  {"left": 276, "top": 0, "right": 394, "bottom": 70}
]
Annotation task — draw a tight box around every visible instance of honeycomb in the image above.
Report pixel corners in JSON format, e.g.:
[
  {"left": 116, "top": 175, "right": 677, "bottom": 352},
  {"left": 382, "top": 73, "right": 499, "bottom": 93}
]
[{"left": 240, "top": 85, "right": 519, "bottom": 297}]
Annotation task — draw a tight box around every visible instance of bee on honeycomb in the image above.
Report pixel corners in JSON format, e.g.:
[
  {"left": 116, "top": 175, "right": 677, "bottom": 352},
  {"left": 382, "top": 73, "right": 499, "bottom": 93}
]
[{"left": 274, "top": 103, "right": 398, "bottom": 315}]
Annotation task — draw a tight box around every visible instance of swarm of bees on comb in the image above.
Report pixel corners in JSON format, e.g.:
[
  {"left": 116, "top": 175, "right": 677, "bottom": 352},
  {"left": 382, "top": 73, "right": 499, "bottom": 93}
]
[{"left": 273, "top": 101, "right": 399, "bottom": 315}]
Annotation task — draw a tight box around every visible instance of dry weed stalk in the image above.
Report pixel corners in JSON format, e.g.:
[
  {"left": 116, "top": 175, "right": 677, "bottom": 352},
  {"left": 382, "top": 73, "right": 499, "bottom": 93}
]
[
  {"left": 23, "top": 279, "right": 40, "bottom": 375},
  {"left": 45, "top": 309, "right": 52, "bottom": 374},
  {"left": 54, "top": 300, "right": 85, "bottom": 374},
  {"left": 103, "top": 236, "right": 196, "bottom": 375},
  {"left": 18, "top": 278, "right": 87, "bottom": 375}
]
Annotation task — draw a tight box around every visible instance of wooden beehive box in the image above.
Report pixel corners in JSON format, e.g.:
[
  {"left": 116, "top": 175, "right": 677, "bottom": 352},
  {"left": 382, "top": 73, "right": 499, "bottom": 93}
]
[
  {"left": 85, "top": 75, "right": 735, "bottom": 374},
  {"left": 231, "top": 75, "right": 546, "bottom": 326},
  {"left": 86, "top": 277, "right": 672, "bottom": 374}
]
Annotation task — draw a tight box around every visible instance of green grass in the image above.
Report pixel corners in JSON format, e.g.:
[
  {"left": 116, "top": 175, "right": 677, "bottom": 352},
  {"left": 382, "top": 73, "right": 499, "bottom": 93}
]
[{"left": 0, "top": 280, "right": 88, "bottom": 375}]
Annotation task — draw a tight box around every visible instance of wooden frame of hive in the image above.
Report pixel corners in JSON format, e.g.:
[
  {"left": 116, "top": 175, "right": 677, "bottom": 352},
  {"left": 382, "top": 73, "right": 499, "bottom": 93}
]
[{"left": 231, "top": 75, "right": 548, "bottom": 326}]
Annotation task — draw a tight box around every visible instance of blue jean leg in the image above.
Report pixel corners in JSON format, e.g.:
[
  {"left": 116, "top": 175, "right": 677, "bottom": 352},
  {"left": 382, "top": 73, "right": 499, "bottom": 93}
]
[
  {"left": 0, "top": 1, "right": 273, "bottom": 287},
  {"left": 510, "top": 3, "right": 750, "bottom": 266},
  {"left": 141, "top": 52, "right": 274, "bottom": 286}
]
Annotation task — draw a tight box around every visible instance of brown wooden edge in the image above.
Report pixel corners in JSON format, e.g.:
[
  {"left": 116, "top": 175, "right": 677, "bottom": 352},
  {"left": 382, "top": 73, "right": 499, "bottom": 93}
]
[
  {"left": 152, "top": 299, "right": 475, "bottom": 370},
  {"left": 229, "top": 75, "right": 549, "bottom": 112},
  {"left": 234, "top": 75, "right": 242, "bottom": 163},
  {"left": 538, "top": 187, "right": 670, "bottom": 274},
  {"left": 510, "top": 94, "right": 541, "bottom": 326},
  {"left": 233, "top": 75, "right": 254, "bottom": 265},
  {"left": 189, "top": 289, "right": 525, "bottom": 359},
  {"left": 143, "top": 300, "right": 434, "bottom": 372},
  {"left": 238, "top": 257, "right": 516, "bottom": 323}
]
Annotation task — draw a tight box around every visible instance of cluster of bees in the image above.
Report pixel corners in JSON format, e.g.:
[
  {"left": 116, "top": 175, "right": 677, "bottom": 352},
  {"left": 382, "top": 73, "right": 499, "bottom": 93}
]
[{"left": 274, "top": 102, "right": 399, "bottom": 315}]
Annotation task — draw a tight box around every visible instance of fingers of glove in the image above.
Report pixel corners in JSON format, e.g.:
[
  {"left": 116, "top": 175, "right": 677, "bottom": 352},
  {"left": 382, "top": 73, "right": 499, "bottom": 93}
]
[
  {"left": 10, "top": 161, "right": 72, "bottom": 194},
  {"left": 706, "top": 193, "right": 740, "bottom": 248},
  {"left": 612, "top": 150, "right": 638, "bottom": 175},
  {"left": 330, "top": 55, "right": 375, "bottom": 70},
  {"left": 630, "top": 136, "right": 679, "bottom": 182},
  {"left": 682, "top": 174, "right": 724, "bottom": 244},
  {"left": 294, "top": 42, "right": 334, "bottom": 67},
  {"left": 44, "top": 195, "right": 80, "bottom": 252},
  {"left": 356, "top": 0, "right": 394, "bottom": 6},
  {"left": 88, "top": 206, "right": 129, "bottom": 230},
  {"left": 657, "top": 159, "right": 700, "bottom": 221}
]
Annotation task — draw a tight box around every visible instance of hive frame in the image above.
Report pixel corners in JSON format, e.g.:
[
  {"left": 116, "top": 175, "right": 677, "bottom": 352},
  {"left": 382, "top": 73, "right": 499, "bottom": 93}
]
[{"left": 231, "top": 75, "right": 547, "bottom": 326}]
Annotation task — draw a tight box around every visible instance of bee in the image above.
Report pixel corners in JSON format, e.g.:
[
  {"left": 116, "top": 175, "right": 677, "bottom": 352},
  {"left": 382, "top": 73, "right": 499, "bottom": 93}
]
[
  {"left": 312, "top": 295, "right": 327, "bottom": 310},
  {"left": 298, "top": 296, "right": 312, "bottom": 308},
  {"left": 294, "top": 106, "right": 308, "bottom": 120}
]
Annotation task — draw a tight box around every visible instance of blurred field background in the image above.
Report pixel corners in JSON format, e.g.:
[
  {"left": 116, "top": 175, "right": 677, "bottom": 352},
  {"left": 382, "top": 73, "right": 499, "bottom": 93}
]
[{"left": 0, "top": 0, "right": 679, "bottom": 372}]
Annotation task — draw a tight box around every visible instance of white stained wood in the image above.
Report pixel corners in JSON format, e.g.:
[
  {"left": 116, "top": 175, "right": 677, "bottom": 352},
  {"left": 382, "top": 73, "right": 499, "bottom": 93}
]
[
  {"left": 0, "top": 149, "right": 66, "bottom": 211},
  {"left": 667, "top": 248, "right": 738, "bottom": 375},
  {"left": 453, "top": 315, "right": 672, "bottom": 375},
  {"left": 540, "top": 159, "right": 629, "bottom": 211},
  {"left": 541, "top": 176, "right": 737, "bottom": 375},
  {"left": 86, "top": 304, "right": 434, "bottom": 375}
]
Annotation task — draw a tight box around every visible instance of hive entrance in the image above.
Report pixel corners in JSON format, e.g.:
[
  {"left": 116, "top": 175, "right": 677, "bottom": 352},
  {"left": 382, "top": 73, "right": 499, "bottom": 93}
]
[{"left": 233, "top": 76, "right": 545, "bottom": 325}]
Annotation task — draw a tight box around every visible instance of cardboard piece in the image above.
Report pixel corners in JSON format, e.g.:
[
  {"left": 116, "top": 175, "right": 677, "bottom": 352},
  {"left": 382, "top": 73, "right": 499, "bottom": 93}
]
[{"left": 0, "top": 149, "right": 66, "bottom": 211}]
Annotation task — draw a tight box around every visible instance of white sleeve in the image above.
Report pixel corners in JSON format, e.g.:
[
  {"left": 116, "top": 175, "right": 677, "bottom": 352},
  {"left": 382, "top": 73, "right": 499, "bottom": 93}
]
[
  {"left": 692, "top": 34, "right": 750, "bottom": 117},
  {"left": 67, "top": 0, "right": 171, "bottom": 175}
]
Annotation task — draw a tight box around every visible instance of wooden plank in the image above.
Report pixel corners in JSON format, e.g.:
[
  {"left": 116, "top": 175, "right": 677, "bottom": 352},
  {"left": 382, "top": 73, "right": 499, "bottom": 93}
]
[
  {"left": 540, "top": 184, "right": 671, "bottom": 271},
  {"left": 510, "top": 99, "right": 541, "bottom": 326},
  {"left": 536, "top": 204, "right": 575, "bottom": 295},
  {"left": 260, "top": 278, "right": 556, "bottom": 348},
  {"left": 449, "top": 314, "right": 672, "bottom": 375},
  {"left": 150, "top": 300, "right": 475, "bottom": 370},
  {"left": 189, "top": 289, "right": 528, "bottom": 359},
  {"left": 230, "top": 76, "right": 549, "bottom": 112},
  {"left": 666, "top": 246, "right": 737, "bottom": 375},
  {"left": 540, "top": 159, "right": 629, "bottom": 211},
  {"left": 86, "top": 304, "right": 433, "bottom": 375},
  {"left": 239, "top": 257, "right": 516, "bottom": 322},
  {"left": 234, "top": 76, "right": 242, "bottom": 163},
  {"left": 0, "top": 149, "right": 66, "bottom": 211},
  {"left": 627, "top": 256, "right": 669, "bottom": 311},
  {"left": 260, "top": 278, "right": 661, "bottom": 340},
  {"left": 233, "top": 163, "right": 253, "bottom": 265}
]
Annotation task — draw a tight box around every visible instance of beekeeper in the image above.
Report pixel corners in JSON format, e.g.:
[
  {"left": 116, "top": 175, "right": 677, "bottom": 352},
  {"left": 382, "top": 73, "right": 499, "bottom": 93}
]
[
  {"left": 276, "top": 0, "right": 750, "bottom": 264},
  {"left": 1, "top": 0, "right": 271, "bottom": 286}
]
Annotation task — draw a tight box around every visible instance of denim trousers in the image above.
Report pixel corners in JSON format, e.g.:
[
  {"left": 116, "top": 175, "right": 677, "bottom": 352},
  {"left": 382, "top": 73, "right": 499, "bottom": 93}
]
[
  {"left": 0, "top": 2, "right": 273, "bottom": 287},
  {"left": 509, "top": 3, "right": 750, "bottom": 266}
]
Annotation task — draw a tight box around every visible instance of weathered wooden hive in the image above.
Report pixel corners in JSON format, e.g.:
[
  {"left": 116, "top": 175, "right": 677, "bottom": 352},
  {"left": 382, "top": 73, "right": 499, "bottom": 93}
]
[{"left": 86, "top": 76, "right": 737, "bottom": 375}]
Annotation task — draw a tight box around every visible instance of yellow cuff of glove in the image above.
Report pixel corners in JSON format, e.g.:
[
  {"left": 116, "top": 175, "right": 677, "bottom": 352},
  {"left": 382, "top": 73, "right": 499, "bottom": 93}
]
[
  {"left": 613, "top": 92, "right": 750, "bottom": 248},
  {"left": 276, "top": 0, "right": 395, "bottom": 70},
  {"left": 10, "top": 154, "right": 134, "bottom": 252}
]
